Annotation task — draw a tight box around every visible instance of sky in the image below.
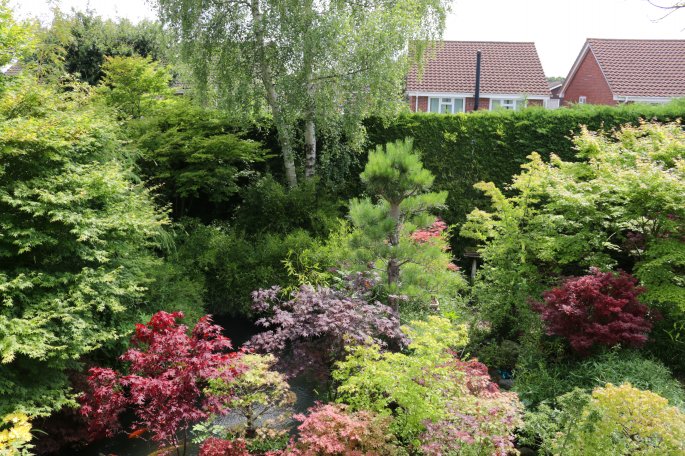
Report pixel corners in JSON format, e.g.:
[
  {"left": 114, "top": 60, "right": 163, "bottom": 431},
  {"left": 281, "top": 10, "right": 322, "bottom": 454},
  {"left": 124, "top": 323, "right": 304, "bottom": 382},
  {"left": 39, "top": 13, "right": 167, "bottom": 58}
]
[{"left": 12, "top": 0, "right": 685, "bottom": 77}]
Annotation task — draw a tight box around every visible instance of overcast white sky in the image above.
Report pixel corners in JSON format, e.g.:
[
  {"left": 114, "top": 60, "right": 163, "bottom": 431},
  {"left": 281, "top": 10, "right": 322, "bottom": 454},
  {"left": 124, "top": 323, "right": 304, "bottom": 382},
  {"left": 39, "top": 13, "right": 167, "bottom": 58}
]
[{"left": 12, "top": 0, "right": 685, "bottom": 77}]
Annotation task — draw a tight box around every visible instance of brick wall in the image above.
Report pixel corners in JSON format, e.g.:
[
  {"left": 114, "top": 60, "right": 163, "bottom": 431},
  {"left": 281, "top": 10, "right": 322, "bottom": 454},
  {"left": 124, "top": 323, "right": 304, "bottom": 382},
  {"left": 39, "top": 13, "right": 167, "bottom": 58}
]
[
  {"left": 465, "top": 97, "right": 490, "bottom": 112},
  {"left": 409, "top": 96, "right": 429, "bottom": 112},
  {"left": 563, "top": 50, "right": 616, "bottom": 106}
]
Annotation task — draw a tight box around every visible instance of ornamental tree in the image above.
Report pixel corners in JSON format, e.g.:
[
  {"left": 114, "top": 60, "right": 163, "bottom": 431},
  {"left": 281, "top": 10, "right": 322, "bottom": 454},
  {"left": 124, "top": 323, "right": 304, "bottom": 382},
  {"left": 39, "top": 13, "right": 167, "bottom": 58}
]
[
  {"left": 533, "top": 268, "right": 652, "bottom": 353},
  {"left": 207, "top": 353, "right": 295, "bottom": 437},
  {"left": 333, "top": 316, "right": 471, "bottom": 442},
  {"left": 156, "top": 0, "right": 450, "bottom": 185},
  {"left": 248, "top": 277, "right": 407, "bottom": 380},
  {"left": 347, "top": 139, "right": 465, "bottom": 313},
  {"left": 285, "top": 403, "right": 399, "bottom": 456},
  {"left": 80, "top": 311, "right": 242, "bottom": 454}
]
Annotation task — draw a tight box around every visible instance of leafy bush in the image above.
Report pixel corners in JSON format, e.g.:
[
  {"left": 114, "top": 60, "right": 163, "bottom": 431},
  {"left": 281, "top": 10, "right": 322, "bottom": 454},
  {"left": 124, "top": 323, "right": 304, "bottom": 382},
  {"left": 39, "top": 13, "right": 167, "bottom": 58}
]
[
  {"left": 235, "top": 175, "right": 341, "bottom": 238},
  {"left": 0, "top": 77, "right": 166, "bottom": 416},
  {"left": 515, "top": 349, "right": 685, "bottom": 408},
  {"left": 334, "top": 316, "right": 521, "bottom": 449},
  {"left": 0, "top": 412, "right": 33, "bottom": 455},
  {"left": 522, "top": 384, "right": 685, "bottom": 455},
  {"left": 533, "top": 268, "right": 652, "bottom": 353},
  {"left": 80, "top": 311, "right": 241, "bottom": 453},
  {"left": 285, "top": 403, "right": 398, "bottom": 456},
  {"left": 248, "top": 278, "right": 407, "bottom": 380},
  {"left": 419, "top": 359, "right": 523, "bottom": 456},
  {"left": 167, "top": 221, "right": 320, "bottom": 317}
]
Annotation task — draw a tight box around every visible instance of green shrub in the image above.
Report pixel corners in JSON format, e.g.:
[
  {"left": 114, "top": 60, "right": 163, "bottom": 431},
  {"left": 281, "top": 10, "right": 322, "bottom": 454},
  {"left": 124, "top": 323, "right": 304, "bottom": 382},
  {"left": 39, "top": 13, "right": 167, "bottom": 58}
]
[
  {"left": 234, "top": 175, "right": 342, "bottom": 237},
  {"left": 522, "top": 384, "right": 685, "bottom": 455},
  {"left": 170, "top": 220, "right": 320, "bottom": 317},
  {"left": 515, "top": 349, "right": 685, "bottom": 408}
]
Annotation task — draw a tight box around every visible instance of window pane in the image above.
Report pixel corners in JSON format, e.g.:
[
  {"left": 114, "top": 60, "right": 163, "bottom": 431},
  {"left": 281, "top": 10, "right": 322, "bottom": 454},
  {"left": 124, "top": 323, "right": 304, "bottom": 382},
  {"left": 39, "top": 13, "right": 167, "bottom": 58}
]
[
  {"left": 491, "top": 99, "right": 501, "bottom": 109},
  {"left": 454, "top": 98, "right": 464, "bottom": 112},
  {"left": 429, "top": 98, "right": 439, "bottom": 112},
  {"left": 440, "top": 103, "right": 451, "bottom": 114},
  {"left": 442, "top": 98, "right": 452, "bottom": 103}
]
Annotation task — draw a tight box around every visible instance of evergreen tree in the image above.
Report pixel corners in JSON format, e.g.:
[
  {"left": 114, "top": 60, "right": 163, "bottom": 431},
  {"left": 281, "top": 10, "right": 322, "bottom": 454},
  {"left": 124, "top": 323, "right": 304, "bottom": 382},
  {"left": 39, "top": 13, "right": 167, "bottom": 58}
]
[{"left": 348, "top": 138, "right": 465, "bottom": 315}]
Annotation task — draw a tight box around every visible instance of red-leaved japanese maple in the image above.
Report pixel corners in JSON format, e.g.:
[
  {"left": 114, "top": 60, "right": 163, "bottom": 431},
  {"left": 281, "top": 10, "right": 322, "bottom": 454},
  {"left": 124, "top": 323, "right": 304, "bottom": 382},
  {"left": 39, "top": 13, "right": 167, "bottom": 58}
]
[
  {"left": 248, "top": 278, "right": 407, "bottom": 380},
  {"left": 80, "top": 311, "right": 242, "bottom": 454},
  {"left": 410, "top": 218, "right": 449, "bottom": 246},
  {"left": 532, "top": 268, "right": 652, "bottom": 353}
]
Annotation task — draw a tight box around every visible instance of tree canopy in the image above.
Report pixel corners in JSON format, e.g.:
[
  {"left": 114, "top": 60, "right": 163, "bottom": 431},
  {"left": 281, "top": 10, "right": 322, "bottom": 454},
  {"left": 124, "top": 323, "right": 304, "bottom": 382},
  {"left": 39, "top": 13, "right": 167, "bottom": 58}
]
[{"left": 156, "top": 0, "right": 451, "bottom": 186}]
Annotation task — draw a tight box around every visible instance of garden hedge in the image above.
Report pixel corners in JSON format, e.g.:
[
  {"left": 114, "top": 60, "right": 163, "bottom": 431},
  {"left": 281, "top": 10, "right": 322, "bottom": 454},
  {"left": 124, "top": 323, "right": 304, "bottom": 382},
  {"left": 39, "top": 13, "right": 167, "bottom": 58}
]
[{"left": 364, "top": 102, "right": 685, "bottom": 254}]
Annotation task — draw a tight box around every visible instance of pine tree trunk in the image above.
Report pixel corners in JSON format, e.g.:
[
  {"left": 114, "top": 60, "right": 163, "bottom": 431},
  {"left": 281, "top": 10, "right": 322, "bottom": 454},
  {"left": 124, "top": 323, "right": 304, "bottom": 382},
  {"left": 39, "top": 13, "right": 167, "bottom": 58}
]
[{"left": 251, "top": 0, "right": 298, "bottom": 187}]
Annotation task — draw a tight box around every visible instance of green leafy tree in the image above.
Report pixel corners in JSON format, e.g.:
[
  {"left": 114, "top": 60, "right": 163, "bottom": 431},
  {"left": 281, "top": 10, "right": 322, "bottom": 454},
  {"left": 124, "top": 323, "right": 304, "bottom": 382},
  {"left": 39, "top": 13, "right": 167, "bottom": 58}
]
[
  {"left": 97, "top": 55, "right": 172, "bottom": 118},
  {"left": 347, "top": 138, "right": 464, "bottom": 314},
  {"left": 156, "top": 0, "right": 450, "bottom": 186},
  {"left": 131, "top": 99, "right": 270, "bottom": 218},
  {"left": 37, "top": 10, "right": 168, "bottom": 85},
  {"left": 0, "top": 1, "right": 34, "bottom": 68},
  {"left": 0, "top": 77, "right": 166, "bottom": 417}
]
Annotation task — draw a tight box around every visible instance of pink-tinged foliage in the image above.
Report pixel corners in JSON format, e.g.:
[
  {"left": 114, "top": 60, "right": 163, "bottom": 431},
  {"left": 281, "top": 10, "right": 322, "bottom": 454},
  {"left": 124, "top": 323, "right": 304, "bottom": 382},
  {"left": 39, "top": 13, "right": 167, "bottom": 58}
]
[
  {"left": 410, "top": 219, "right": 449, "bottom": 248},
  {"left": 285, "top": 403, "right": 397, "bottom": 456},
  {"left": 420, "top": 359, "right": 522, "bottom": 456},
  {"left": 198, "top": 437, "right": 250, "bottom": 456},
  {"left": 533, "top": 268, "right": 652, "bottom": 353},
  {"left": 248, "top": 279, "right": 407, "bottom": 379},
  {"left": 80, "top": 311, "right": 242, "bottom": 448}
]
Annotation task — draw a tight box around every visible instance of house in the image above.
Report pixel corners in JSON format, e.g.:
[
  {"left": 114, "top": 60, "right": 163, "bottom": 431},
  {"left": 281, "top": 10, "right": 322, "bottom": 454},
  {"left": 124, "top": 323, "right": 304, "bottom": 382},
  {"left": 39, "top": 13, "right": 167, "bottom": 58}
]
[
  {"left": 560, "top": 39, "right": 685, "bottom": 105},
  {"left": 406, "top": 41, "right": 551, "bottom": 113}
]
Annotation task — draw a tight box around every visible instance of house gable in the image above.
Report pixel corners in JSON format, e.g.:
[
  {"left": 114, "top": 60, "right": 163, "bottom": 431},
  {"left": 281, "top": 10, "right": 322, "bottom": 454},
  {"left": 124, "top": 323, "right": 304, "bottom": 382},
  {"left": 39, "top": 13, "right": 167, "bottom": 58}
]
[{"left": 561, "top": 45, "right": 615, "bottom": 106}]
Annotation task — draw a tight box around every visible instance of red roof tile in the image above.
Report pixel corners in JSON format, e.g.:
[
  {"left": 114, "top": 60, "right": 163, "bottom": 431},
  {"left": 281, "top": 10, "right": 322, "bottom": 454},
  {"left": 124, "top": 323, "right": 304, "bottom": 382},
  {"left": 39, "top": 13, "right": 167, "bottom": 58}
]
[
  {"left": 406, "top": 41, "right": 550, "bottom": 96},
  {"left": 587, "top": 39, "right": 685, "bottom": 97}
]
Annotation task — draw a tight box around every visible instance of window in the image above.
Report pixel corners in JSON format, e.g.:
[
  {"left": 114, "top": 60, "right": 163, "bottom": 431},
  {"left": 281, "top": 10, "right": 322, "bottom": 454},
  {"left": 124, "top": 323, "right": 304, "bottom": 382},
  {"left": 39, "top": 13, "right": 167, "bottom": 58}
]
[
  {"left": 428, "top": 97, "right": 464, "bottom": 114},
  {"left": 490, "top": 99, "right": 523, "bottom": 110},
  {"left": 578, "top": 96, "right": 587, "bottom": 104}
]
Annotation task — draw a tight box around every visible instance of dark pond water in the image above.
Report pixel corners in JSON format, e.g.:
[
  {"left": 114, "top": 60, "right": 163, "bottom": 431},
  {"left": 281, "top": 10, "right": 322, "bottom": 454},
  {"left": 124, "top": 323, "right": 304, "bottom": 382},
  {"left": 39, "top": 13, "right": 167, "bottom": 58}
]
[{"left": 55, "top": 316, "right": 317, "bottom": 456}]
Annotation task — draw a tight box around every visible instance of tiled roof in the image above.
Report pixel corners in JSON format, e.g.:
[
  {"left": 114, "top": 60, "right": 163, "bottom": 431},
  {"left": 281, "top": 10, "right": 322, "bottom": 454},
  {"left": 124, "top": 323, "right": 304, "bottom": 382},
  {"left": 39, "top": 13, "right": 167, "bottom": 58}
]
[
  {"left": 406, "top": 41, "right": 550, "bottom": 96},
  {"left": 587, "top": 39, "right": 685, "bottom": 97}
]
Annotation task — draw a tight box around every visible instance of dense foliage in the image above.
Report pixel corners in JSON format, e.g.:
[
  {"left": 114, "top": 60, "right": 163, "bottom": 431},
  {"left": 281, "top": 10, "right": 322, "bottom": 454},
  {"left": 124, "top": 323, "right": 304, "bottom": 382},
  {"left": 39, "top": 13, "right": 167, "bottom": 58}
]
[
  {"left": 334, "top": 316, "right": 522, "bottom": 451},
  {"left": 523, "top": 384, "right": 685, "bottom": 455},
  {"left": 248, "top": 279, "right": 407, "bottom": 379},
  {"left": 0, "top": 413, "right": 33, "bottom": 455},
  {"left": 157, "top": 0, "right": 451, "bottom": 186},
  {"left": 533, "top": 269, "right": 652, "bottom": 353},
  {"left": 461, "top": 122, "right": 685, "bottom": 371},
  {"left": 0, "top": 78, "right": 166, "bottom": 417},
  {"left": 38, "top": 10, "right": 168, "bottom": 85},
  {"left": 368, "top": 105, "right": 685, "bottom": 254},
  {"left": 81, "top": 311, "right": 242, "bottom": 453}
]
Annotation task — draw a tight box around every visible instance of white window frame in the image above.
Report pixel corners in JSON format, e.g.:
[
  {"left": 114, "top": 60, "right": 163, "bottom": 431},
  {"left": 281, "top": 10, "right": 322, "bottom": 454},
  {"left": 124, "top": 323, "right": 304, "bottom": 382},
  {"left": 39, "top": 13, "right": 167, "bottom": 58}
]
[
  {"left": 578, "top": 96, "right": 587, "bottom": 104},
  {"left": 428, "top": 97, "right": 465, "bottom": 114},
  {"left": 489, "top": 98, "right": 523, "bottom": 111}
]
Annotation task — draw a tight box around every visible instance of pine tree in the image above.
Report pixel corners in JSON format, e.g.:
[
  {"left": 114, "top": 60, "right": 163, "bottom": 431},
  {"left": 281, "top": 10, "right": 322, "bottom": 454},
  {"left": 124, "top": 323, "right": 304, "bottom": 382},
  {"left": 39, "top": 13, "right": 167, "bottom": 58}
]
[{"left": 348, "top": 138, "right": 464, "bottom": 313}]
